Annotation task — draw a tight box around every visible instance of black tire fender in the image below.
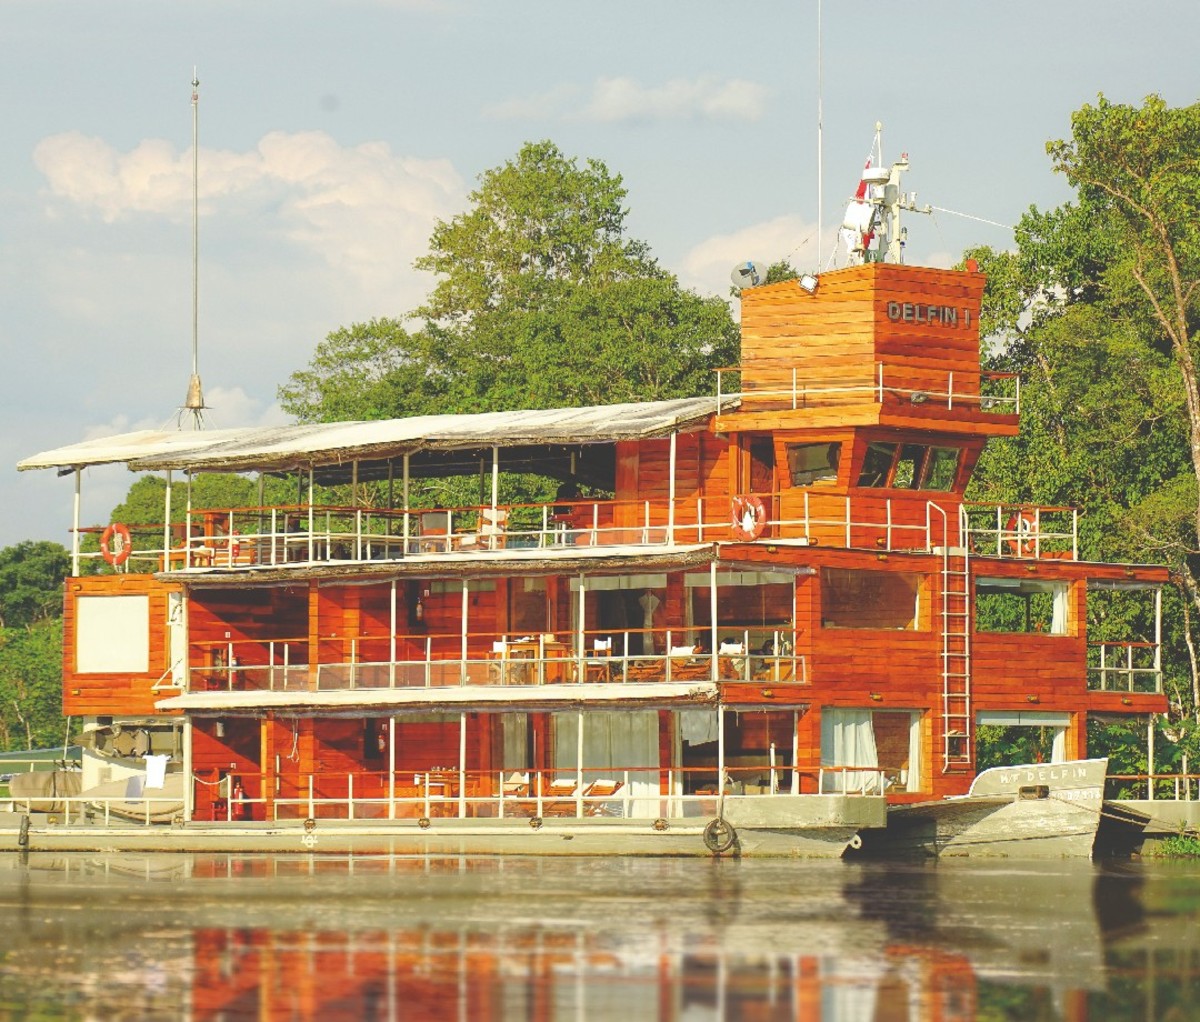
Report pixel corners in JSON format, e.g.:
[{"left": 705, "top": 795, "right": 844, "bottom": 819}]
[{"left": 703, "top": 817, "right": 737, "bottom": 854}]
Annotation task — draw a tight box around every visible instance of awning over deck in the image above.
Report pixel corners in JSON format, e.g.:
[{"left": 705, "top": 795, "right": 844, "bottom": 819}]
[
  {"left": 17, "top": 396, "right": 727, "bottom": 483},
  {"left": 156, "top": 681, "right": 721, "bottom": 715}
]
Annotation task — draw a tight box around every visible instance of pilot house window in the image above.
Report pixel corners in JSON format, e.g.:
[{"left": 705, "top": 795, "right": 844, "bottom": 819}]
[
  {"left": 786, "top": 442, "right": 841, "bottom": 486},
  {"left": 856, "top": 443, "right": 961, "bottom": 491}
]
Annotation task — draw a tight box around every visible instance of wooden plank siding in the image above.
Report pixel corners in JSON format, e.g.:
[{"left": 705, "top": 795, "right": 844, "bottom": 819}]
[
  {"left": 187, "top": 584, "right": 309, "bottom": 692},
  {"left": 732, "top": 264, "right": 1004, "bottom": 443},
  {"left": 61, "top": 575, "right": 181, "bottom": 717}
]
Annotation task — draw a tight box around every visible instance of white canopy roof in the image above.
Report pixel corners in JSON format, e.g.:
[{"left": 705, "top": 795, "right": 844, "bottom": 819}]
[{"left": 18, "top": 396, "right": 724, "bottom": 476}]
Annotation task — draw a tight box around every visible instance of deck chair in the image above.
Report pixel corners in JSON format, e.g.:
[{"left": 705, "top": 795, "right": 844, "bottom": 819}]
[
  {"left": 583, "top": 637, "right": 613, "bottom": 682},
  {"left": 502, "top": 771, "right": 529, "bottom": 796},
  {"left": 582, "top": 779, "right": 624, "bottom": 817},
  {"left": 539, "top": 779, "right": 582, "bottom": 817},
  {"left": 478, "top": 507, "right": 508, "bottom": 550},
  {"left": 625, "top": 659, "right": 663, "bottom": 682}
]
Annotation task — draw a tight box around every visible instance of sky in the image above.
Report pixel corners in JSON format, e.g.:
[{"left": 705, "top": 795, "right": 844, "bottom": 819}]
[{"left": 2, "top": 0, "right": 1197, "bottom": 548}]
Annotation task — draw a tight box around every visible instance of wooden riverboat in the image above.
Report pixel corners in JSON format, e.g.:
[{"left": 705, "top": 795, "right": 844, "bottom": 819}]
[{"left": 15, "top": 152, "right": 1168, "bottom": 857}]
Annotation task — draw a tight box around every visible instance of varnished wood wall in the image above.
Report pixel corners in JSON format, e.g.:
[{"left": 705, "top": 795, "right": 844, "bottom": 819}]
[
  {"left": 738, "top": 264, "right": 986, "bottom": 410},
  {"left": 61, "top": 575, "right": 182, "bottom": 717}
]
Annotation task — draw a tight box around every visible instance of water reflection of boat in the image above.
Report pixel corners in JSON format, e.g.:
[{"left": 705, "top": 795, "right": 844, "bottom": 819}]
[{"left": 856, "top": 758, "right": 1152, "bottom": 859}]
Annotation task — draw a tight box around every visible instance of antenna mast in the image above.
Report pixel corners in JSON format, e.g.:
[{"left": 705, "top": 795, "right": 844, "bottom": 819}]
[
  {"left": 816, "top": 0, "right": 823, "bottom": 268},
  {"left": 181, "top": 69, "right": 206, "bottom": 429}
]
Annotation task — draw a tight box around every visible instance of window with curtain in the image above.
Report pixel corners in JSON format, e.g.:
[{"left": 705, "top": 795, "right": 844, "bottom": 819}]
[
  {"left": 552, "top": 710, "right": 660, "bottom": 816},
  {"left": 821, "top": 709, "right": 921, "bottom": 793}
]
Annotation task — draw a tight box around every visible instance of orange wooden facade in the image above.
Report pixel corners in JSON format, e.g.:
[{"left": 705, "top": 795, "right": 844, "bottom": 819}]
[{"left": 61, "top": 574, "right": 181, "bottom": 718}]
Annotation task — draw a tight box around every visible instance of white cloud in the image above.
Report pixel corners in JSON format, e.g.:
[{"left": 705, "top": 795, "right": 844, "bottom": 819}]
[
  {"left": 33, "top": 129, "right": 464, "bottom": 298},
  {"left": 484, "top": 76, "right": 769, "bottom": 124},
  {"left": 680, "top": 214, "right": 837, "bottom": 297}
]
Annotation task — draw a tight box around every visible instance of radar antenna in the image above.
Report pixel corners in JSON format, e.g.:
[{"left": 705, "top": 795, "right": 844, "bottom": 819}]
[
  {"left": 839, "top": 122, "right": 933, "bottom": 266},
  {"left": 179, "top": 69, "right": 207, "bottom": 429}
]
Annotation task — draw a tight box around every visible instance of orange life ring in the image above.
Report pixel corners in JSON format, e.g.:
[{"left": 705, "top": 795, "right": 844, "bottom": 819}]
[
  {"left": 730, "top": 495, "right": 767, "bottom": 541},
  {"left": 100, "top": 522, "right": 132, "bottom": 566},
  {"left": 1005, "top": 512, "right": 1037, "bottom": 556}
]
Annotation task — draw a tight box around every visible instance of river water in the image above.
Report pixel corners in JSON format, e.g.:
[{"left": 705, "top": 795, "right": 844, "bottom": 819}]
[{"left": 0, "top": 853, "right": 1197, "bottom": 1021}]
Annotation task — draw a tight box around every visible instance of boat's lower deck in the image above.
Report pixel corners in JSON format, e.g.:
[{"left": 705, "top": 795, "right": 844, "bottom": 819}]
[{"left": 1, "top": 795, "right": 883, "bottom": 858}]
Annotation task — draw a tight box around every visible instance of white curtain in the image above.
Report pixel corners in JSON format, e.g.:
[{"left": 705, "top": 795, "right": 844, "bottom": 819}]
[
  {"left": 1051, "top": 726, "right": 1067, "bottom": 763},
  {"left": 501, "top": 713, "right": 528, "bottom": 771},
  {"left": 1051, "top": 586, "right": 1068, "bottom": 634},
  {"left": 553, "top": 711, "right": 660, "bottom": 816},
  {"left": 906, "top": 713, "right": 922, "bottom": 792},
  {"left": 680, "top": 709, "right": 719, "bottom": 745},
  {"left": 820, "top": 709, "right": 879, "bottom": 793}
]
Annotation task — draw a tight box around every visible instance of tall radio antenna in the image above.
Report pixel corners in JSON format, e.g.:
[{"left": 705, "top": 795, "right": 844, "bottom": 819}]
[
  {"left": 180, "top": 69, "right": 207, "bottom": 430},
  {"left": 816, "top": 0, "right": 823, "bottom": 268}
]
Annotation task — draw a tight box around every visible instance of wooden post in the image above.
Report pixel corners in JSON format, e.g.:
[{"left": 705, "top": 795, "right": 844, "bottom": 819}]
[
  {"left": 402, "top": 453, "right": 410, "bottom": 552},
  {"left": 1148, "top": 714, "right": 1156, "bottom": 801},
  {"left": 458, "top": 712, "right": 467, "bottom": 819},
  {"left": 667, "top": 431, "right": 677, "bottom": 546},
  {"left": 163, "top": 470, "right": 172, "bottom": 568},
  {"left": 460, "top": 581, "right": 469, "bottom": 685},
  {"left": 388, "top": 716, "right": 396, "bottom": 819},
  {"left": 710, "top": 560, "right": 719, "bottom": 681},
  {"left": 71, "top": 468, "right": 82, "bottom": 576}
]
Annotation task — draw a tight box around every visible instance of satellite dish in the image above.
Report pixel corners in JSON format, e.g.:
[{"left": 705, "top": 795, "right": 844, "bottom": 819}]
[{"left": 730, "top": 261, "right": 762, "bottom": 290}]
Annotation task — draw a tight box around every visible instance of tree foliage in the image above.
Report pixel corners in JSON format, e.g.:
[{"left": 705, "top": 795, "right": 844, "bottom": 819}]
[
  {"left": 280, "top": 140, "right": 739, "bottom": 423},
  {"left": 967, "top": 94, "right": 1200, "bottom": 733},
  {"left": 0, "top": 541, "right": 69, "bottom": 630},
  {"left": 0, "top": 543, "right": 71, "bottom": 751},
  {"left": 0, "top": 619, "right": 67, "bottom": 751}
]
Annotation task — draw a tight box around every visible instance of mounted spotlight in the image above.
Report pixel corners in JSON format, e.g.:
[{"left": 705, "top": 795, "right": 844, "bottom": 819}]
[
  {"left": 909, "top": 391, "right": 930, "bottom": 405},
  {"left": 798, "top": 273, "right": 819, "bottom": 295}
]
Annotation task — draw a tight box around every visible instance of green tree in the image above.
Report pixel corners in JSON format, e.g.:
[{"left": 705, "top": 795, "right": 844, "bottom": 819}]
[
  {"left": 1044, "top": 97, "right": 1200, "bottom": 589},
  {"left": 0, "top": 541, "right": 69, "bottom": 629},
  {"left": 279, "top": 140, "right": 739, "bottom": 422},
  {"left": 0, "top": 619, "right": 66, "bottom": 751},
  {"left": 966, "top": 95, "right": 1200, "bottom": 734}
]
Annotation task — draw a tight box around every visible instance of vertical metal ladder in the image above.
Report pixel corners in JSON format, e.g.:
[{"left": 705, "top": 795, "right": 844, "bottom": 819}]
[{"left": 931, "top": 504, "right": 973, "bottom": 772}]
